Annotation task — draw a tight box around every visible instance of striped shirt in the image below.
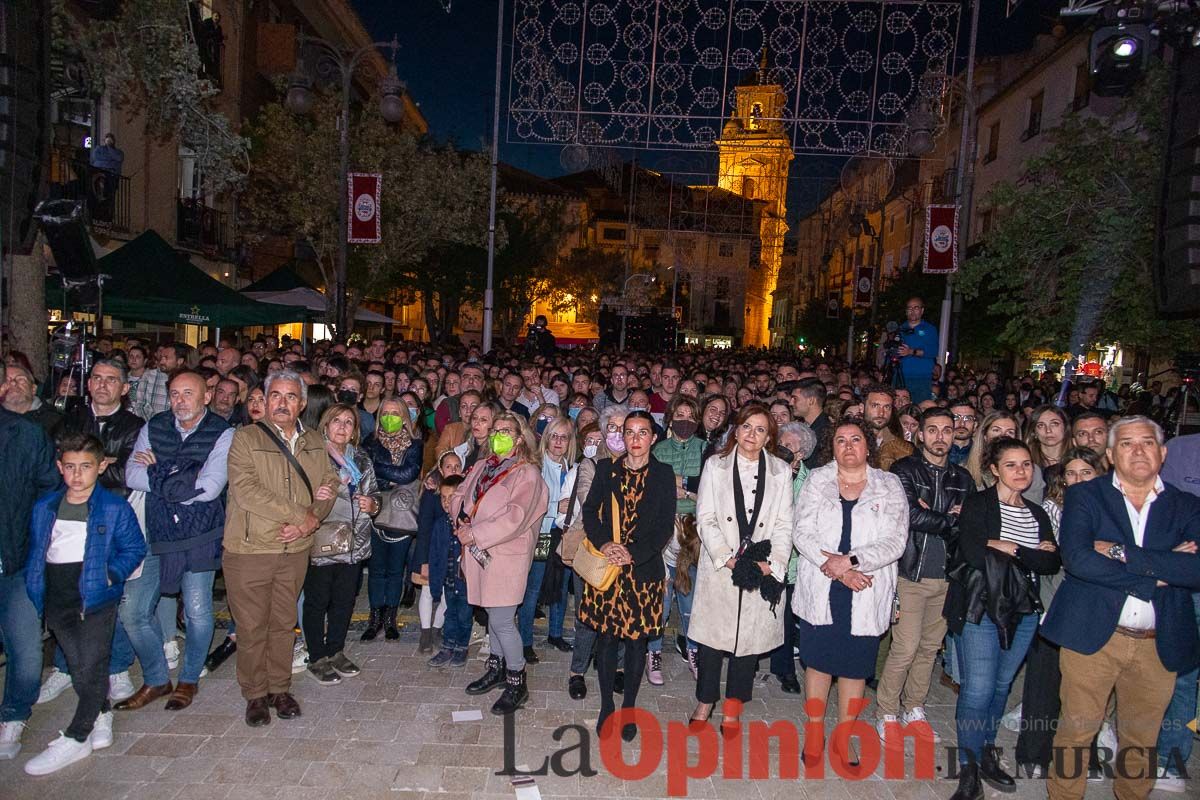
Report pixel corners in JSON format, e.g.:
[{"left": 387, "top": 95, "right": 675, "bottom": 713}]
[{"left": 998, "top": 502, "right": 1040, "bottom": 549}]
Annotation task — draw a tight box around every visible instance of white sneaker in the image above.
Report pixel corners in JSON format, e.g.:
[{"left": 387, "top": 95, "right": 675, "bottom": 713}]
[
  {"left": 0, "top": 720, "right": 26, "bottom": 759},
  {"left": 89, "top": 711, "right": 113, "bottom": 750},
  {"left": 23, "top": 733, "right": 92, "bottom": 776},
  {"left": 36, "top": 669, "right": 73, "bottom": 704},
  {"left": 108, "top": 671, "right": 135, "bottom": 704},
  {"left": 876, "top": 714, "right": 899, "bottom": 742},
  {"left": 901, "top": 706, "right": 942, "bottom": 743},
  {"left": 1000, "top": 703, "right": 1023, "bottom": 732},
  {"left": 1097, "top": 721, "right": 1118, "bottom": 754},
  {"left": 1154, "top": 768, "right": 1186, "bottom": 793},
  {"left": 163, "top": 640, "right": 181, "bottom": 671},
  {"left": 291, "top": 640, "right": 309, "bottom": 674}
]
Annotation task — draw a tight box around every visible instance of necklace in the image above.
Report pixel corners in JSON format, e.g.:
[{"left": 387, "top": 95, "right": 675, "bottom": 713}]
[{"left": 838, "top": 473, "right": 867, "bottom": 488}]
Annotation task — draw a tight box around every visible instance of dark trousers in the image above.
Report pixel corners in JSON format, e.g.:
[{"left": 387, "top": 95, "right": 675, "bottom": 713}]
[
  {"left": 597, "top": 633, "right": 648, "bottom": 719},
  {"left": 768, "top": 583, "right": 798, "bottom": 677},
  {"left": 302, "top": 562, "right": 362, "bottom": 662},
  {"left": 696, "top": 642, "right": 757, "bottom": 704},
  {"left": 367, "top": 532, "right": 411, "bottom": 608},
  {"left": 1016, "top": 634, "right": 1101, "bottom": 770},
  {"left": 45, "top": 600, "right": 117, "bottom": 741}
]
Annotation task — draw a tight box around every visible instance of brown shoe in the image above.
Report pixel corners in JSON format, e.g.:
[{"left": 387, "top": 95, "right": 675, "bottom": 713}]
[
  {"left": 267, "top": 691, "right": 302, "bottom": 719},
  {"left": 114, "top": 681, "right": 173, "bottom": 711},
  {"left": 164, "top": 682, "right": 198, "bottom": 711},
  {"left": 245, "top": 697, "right": 271, "bottom": 727}
]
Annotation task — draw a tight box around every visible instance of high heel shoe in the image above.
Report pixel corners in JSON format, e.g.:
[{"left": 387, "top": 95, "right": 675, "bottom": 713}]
[
  {"left": 687, "top": 703, "right": 714, "bottom": 727},
  {"left": 720, "top": 716, "right": 741, "bottom": 736}
]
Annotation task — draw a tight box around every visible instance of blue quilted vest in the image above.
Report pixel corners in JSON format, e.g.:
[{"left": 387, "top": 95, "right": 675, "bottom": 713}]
[{"left": 145, "top": 410, "right": 229, "bottom": 554}]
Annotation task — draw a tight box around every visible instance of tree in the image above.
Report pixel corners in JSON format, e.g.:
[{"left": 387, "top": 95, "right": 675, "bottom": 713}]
[
  {"left": 52, "top": 0, "right": 247, "bottom": 193},
  {"left": 545, "top": 245, "right": 626, "bottom": 315},
  {"left": 242, "top": 90, "right": 491, "bottom": 335},
  {"left": 956, "top": 67, "right": 1197, "bottom": 355}
]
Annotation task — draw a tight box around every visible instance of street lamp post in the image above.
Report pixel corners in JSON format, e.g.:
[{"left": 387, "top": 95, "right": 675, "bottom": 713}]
[
  {"left": 285, "top": 33, "right": 404, "bottom": 339},
  {"left": 618, "top": 273, "right": 655, "bottom": 352}
]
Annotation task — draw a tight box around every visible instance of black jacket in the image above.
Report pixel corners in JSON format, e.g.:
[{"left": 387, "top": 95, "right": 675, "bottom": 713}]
[
  {"left": 943, "top": 485, "right": 1061, "bottom": 645},
  {"left": 891, "top": 453, "right": 974, "bottom": 581},
  {"left": 582, "top": 456, "right": 676, "bottom": 584},
  {"left": 0, "top": 408, "right": 61, "bottom": 576},
  {"left": 60, "top": 403, "right": 145, "bottom": 495}
]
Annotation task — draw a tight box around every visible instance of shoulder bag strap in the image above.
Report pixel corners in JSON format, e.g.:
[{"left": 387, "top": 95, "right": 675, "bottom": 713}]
[
  {"left": 254, "top": 421, "right": 314, "bottom": 501},
  {"left": 562, "top": 464, "right": 584, "bottom": 529}
]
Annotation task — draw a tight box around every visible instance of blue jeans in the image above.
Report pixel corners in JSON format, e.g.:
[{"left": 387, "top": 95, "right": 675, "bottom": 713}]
[
  {"left": 1157, "top": 593, "right": 1200, "bottom": 770},
  {"left": 368, "top": 532, "right": 411, "bottom": 608},
  {"left": 178, "top": 570, "right": 215, "bottom": 684},
  {"left": 118, "top": 554, "right": 169, "bottom": 686},
  {"left": 955, "top": 613, "right": 1039, "bottom": 765},
  {"left": 0, "top": 570, "right": 42, "bottom": 723},
  {"left": 518, "top": 558, "right": 567, "bottom": 646},
  {"left": 442, "top": 591, "right": 473, "bottom": 650},
  {"left": 650, "top": 563, "right": 696, "bottom": 654}
]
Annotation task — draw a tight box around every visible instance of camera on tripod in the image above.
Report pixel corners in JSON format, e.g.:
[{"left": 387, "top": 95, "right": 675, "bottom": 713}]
[{"left": 883, "top": 321, "right": 905, "bottom": 365}]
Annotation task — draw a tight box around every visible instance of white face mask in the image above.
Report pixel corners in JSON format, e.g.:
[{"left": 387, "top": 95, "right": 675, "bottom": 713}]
[{"left": 582, "top": 444, "right": 598, "bottom": 459}]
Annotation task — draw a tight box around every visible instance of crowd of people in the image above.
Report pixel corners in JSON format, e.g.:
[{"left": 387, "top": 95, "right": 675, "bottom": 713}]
[{"left": 0, "top": 300, "right": 1197, "bottom": 800}]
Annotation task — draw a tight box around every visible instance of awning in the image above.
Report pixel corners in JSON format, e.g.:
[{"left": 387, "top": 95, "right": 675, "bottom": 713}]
[
  {"left": 242, "top": 286, "right": 401, "bottom": 324},
  {"left": 47, "top": 231, "right": 305, "bottom": 328}
]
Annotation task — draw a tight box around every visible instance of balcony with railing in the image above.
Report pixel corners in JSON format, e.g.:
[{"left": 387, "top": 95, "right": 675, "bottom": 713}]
[
  {"left": 176, "top": 198, "right": 231, "bottom": 257},
  {"left": 48, "top": 155, "right": 132, "bottom": 234}
]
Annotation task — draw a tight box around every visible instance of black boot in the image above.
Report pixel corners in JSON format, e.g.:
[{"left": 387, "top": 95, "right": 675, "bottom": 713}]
[
  {"left": 400, "top": 582, "right": 416, "bottom": 608},
  {"left": 950, "top": 762, "right": 984, "bottom": 800},
  {"left": 360, "top": 608, "right": 384, "bottom": 641},
  {"left": 491, "top": 669, "right": 528, "bottom": 715},
  {"left": 384, "top": 606, "right": 401, "bottom": 640},
  {"left": 205, "top": 636, "right": 237, "bottom": 672},
  {"left": 466, "top": 655, "right": 506, "bottom": 695},
  {"left": 980, "top": 745, "right": 1016, "bottom": 792}
]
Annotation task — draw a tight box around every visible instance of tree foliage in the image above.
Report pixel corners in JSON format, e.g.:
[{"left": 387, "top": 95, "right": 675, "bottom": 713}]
[
  {"left": 52, "top": 0, "right": 248, "bottom": 193},
  {"left": 957, "top": 67, "right": 1196, "bottom": 355},
  {"left": 242, "top": 88, "right": 492, "bottom": 334}
]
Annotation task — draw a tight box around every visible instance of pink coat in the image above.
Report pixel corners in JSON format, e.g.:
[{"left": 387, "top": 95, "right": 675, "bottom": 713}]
[{"left": 450, "top": 460, "right": 548, "bottom": 608}]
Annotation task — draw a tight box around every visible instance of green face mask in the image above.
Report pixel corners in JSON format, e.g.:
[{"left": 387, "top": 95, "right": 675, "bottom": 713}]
[
  {"left": 489, "top": 431, "right": 515, "bottom": 457},
  {"left": 378, "top": 414, "right": 405, "bottom": 434}
]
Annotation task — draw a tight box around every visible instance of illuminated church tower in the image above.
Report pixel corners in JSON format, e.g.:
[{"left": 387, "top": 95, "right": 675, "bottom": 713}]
[{"left": 715, "top": 52, "right": 793, "bottom": 348}]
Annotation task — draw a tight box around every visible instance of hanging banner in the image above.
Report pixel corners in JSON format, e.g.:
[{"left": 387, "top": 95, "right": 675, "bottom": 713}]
[
  {"left": 923, "top": 204, "right": 959, "bottom": 274},
  {"left": 826, "top": 290, "right": 840, "bottom": 319},
  {"left": 348, "top": 172, "right": 382, "bottom": 244},
  {"left": 854, "top": 266, "right": 875, "bottom": 307}
]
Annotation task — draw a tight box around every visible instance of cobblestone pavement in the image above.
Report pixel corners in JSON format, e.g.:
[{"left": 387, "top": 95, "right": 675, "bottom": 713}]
[{"left": 2, "top": 605, "right": 1197, "bottom": 800}]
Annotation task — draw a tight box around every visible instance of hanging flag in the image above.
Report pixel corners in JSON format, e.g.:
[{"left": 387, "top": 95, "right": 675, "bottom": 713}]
[
  {"left": 825, "top": 290, "right": 840, "bottom": 319},
  {"left": 348, "top": 172, "right": 382, "bottom": 244},
  {"left": 924, "top": 204, "right": 959, "bottom": 274},
  {"left": 854, "top": 266, "right": 875, "bottom": 307}
]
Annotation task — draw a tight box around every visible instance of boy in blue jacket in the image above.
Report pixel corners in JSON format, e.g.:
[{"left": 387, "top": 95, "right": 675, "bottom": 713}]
[
  {"left": 426, "top": 474, "right": 472, "bottom": 668},
  {"left": 23, "top": 434, "right": 146, "bottom": 776}
]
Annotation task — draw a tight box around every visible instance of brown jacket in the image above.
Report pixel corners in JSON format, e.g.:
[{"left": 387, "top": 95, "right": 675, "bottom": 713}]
[
  {"left": 877, "top": 428, "right": 916, "bottom": 472},
  {"left": 223, "top": 422, "right": 339, "bottom": 555}
]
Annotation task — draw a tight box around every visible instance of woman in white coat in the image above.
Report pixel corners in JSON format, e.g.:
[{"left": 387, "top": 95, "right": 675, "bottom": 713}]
[
  {"left": 793, "top": 417, "right": 908, "bottom": 756},
  {"left": 688, "top": 404, "right": 794, "bottom": 729}
]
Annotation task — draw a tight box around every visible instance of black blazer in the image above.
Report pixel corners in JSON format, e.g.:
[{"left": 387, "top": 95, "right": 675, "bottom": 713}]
[
  {"left": 581, "top": 456, "right": 676, "bottom": 584},
  {"left": 1041, "top": 476, "right": 1200, "bottom": 672},
  {"left": 944, "top": 484, "right": 1060, "bottom": 636}
]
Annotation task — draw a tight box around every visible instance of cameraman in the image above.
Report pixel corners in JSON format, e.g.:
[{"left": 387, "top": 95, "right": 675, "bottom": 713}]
[
  {"left": 526, "top": 315, "right": 557, "bottom": 358},
  {"left": 896, "top": 297, "right": 938, "bottom": 403}
]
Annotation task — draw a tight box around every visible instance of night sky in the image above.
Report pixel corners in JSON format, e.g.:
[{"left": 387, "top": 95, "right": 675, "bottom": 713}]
[{"left": 353, "top": 0, "right": 1058, "bottom": 214}]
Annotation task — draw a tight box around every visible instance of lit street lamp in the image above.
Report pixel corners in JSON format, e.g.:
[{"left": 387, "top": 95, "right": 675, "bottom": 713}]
[
  {"left": 618, "top": 272, "right": 656, "bottom": 352},
  {"left": 285, "top": 33, "right": 405, "bottom": 338}
]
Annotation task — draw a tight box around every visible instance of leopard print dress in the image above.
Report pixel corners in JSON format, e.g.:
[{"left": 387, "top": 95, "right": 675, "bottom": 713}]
[{"left": 578, "top": 463, "right": 665, "bottom": 639}]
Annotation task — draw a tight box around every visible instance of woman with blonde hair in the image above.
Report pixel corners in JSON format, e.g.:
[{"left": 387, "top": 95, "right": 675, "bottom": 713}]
[
  {"left": 965, "top": 411, "right": 1044, "bottom": 503},
  {"left": 451, "top": 411, "right": 547, "bottom": 715}
]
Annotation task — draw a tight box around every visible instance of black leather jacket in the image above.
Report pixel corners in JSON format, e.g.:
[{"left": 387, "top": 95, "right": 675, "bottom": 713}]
[
  {"left": 60, "top": 402, "right": 145, "bottom": 495},
  {"left": 890, "top": 452, "right": 974, "bottom": 581}
]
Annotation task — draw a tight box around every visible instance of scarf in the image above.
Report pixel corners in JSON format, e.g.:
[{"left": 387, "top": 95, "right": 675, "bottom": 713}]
[
  {"left": 473, "top": 454, "right": 518, "bottom": 506},
  {"left": 326, "top": 442, "right": 363, "bottom": 489},
  {"left": 374, "top": 425, "right": 413, "bottom": 464}
]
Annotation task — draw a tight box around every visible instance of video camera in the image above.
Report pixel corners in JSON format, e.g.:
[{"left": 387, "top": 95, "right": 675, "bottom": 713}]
[{"left": 883, "top": 321, "right": 905, "bottom": 365}]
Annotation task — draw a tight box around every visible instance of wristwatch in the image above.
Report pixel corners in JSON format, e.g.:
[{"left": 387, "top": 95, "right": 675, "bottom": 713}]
[
  {"left": 849, "top": 554, "right": 860, "bottom": 568},
  {"left": 1107, "top": 543, "right": 1126, "bottom": 562}
]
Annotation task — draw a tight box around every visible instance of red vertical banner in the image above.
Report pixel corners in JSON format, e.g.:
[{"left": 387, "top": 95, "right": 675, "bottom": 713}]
[
  {"left": 854, "top": 265, "right": 875, "bottom": 307},
  {"left": 923, "top": 204, "right": 959, "bottom": 274},
  {"left": 347, "top": 172, "right": 382, "bottom": 244}
]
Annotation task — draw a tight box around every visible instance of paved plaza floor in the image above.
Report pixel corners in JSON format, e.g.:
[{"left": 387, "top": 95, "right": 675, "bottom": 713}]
[{"left": 2, "top": 599, "right": 1197, "bottom": 800}]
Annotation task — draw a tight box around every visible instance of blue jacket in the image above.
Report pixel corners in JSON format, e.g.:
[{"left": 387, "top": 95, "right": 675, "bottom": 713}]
[
  {"left": 1040, "top": 476, "right": 1200, "bottom": 672},
  {"left": 426, "top": 506, "right": 465, "bottom": 603},
  {"left": 26, "top": 485, "right": 147, "bottom": 616}
]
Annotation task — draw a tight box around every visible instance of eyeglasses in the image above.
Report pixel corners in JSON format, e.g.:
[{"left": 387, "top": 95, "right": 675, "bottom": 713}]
[
  {"left": 906, "top": 305, "right": 924, "bottom": 311},
  {"left": 953, "top": 414, "right": 977, "bottom": 422},
  {"left": 606, "top": 423, "right": 621, "bottom": 432},
  {"left": 549, "top": 433, "right": 570, "bottom": 443}
]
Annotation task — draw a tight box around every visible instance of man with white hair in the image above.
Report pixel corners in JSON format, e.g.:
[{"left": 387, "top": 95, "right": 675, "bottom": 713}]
[
  {"left": 222, "top": 370, "right": 338, "bottom": 727},
  {"left": 1043, "top": 416, "right": 1200, "bottom": 800}
]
